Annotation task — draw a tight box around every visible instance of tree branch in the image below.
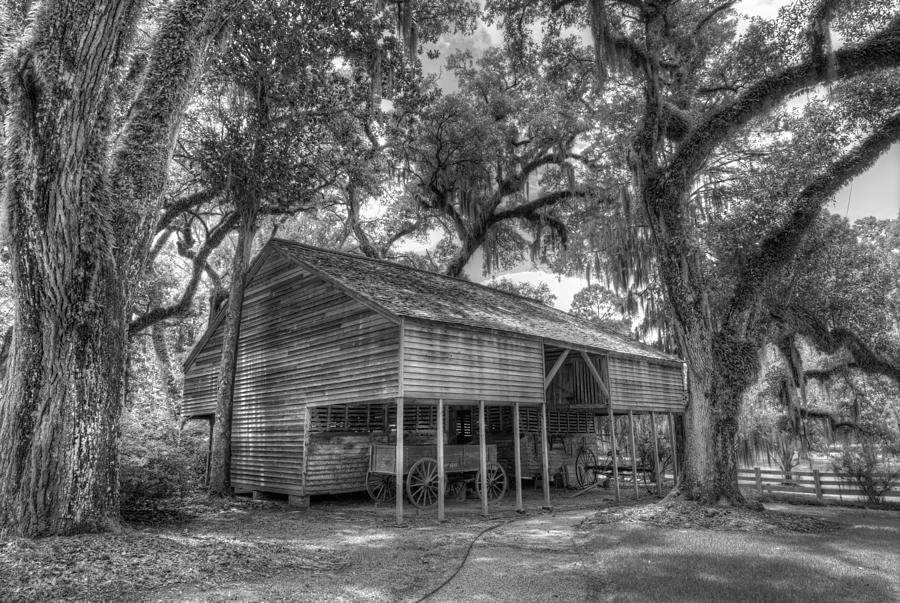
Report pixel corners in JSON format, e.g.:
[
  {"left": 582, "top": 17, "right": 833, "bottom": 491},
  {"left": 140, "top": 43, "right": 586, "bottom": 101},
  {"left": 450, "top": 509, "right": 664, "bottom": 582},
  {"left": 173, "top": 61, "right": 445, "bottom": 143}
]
[
  {"left": 488, "top": 188, "right": 590, "bottom": 226},
  {"left": 772, "top": 305, "right": 900, "bottom": 383},
  {"left": 154, "top": 188, "right": 221, "bottom": 236},
  {"left": 694, "top": 1, "right": 736, "bottom": 35},
  {"left": 380, "top": 219, "right": 423, "bottom": 256},
  {"left": 111, "top": 0, "right": 245, "bottom": 283},
  {"left": 148, "top": 228, "right": 174, "bottom": 264},
  {"left": 727, "top": 110, "right": 900, "bottom": 321},
  {"left": 669, "top": 14, "right": 900, "bottom": 184},
  {"left": 128, "top": 211, "right": 239, "bottom": 334}
]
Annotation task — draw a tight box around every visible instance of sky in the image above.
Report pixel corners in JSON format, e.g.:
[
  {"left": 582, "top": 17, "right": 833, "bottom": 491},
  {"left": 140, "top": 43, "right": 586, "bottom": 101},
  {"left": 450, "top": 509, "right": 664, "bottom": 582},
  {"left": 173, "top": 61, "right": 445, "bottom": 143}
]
[{"left": 425, "top": 1, "right": 900, "bottom": 310}]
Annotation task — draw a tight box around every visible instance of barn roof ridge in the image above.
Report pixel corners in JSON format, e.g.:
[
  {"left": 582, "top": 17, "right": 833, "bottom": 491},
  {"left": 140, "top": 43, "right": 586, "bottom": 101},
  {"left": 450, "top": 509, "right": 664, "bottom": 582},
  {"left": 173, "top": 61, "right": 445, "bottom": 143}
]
[
  {"left": 271, "top": 237, "right": 573, "bottom": 308},
  {"left": 268, "top": 238, "right": 680, "bottom": 365}
]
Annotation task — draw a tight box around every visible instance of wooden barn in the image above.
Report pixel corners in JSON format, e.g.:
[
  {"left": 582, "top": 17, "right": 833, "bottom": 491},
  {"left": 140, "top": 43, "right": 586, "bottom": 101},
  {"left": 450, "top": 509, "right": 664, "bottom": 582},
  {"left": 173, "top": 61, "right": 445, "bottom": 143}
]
[{"left": 182, "top": 239, "right": 686, "bottom": 520}]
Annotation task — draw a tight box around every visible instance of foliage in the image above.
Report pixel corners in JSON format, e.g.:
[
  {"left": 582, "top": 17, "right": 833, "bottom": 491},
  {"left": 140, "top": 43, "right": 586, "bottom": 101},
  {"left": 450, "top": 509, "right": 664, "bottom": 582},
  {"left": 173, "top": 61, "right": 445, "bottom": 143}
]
[
  {"left": 121, "top": 335, "right": 207, "bottom": 502},
  {"left": 386, "top": 43, "right": 604, "bottom": 276},
  {"left": 832, "top": 435, "right": 900, "bottom": 504},
  {"left": 120, "top": 415, "right": 206, "bottom": 502},
  {"left": 484, "top": 0, "right": 900, "bottom": 503},
  {"left": 486, "top": 277, "right": 557, "bottom": 305},
  {"left": 570, "top": 285, "right": 631, "bottom": 335}
]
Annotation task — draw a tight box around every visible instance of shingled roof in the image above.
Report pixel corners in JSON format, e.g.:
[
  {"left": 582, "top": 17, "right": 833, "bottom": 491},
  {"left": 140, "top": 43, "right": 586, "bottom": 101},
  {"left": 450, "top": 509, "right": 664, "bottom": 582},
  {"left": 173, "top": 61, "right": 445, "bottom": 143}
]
[{"left": 270, "top": 239, "right": 680, "bottom": 365}]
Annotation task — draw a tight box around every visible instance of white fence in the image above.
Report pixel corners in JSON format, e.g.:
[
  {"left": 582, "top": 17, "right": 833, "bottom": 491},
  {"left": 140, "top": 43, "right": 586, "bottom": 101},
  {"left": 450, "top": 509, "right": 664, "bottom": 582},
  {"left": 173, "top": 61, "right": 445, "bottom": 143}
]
[{"left": 738, "top": 467, "right": 900, "bottom": 503}]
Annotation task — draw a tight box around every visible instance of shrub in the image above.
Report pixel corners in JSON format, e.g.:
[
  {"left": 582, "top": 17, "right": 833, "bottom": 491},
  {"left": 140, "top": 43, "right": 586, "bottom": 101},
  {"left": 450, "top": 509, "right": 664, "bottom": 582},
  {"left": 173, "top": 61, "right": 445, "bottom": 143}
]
[
  {"left": 120, "top": 407, "right": 208, "bottom": 502},
  {"left": 832, "top": 435, "right": 900, "bottom": 504}
]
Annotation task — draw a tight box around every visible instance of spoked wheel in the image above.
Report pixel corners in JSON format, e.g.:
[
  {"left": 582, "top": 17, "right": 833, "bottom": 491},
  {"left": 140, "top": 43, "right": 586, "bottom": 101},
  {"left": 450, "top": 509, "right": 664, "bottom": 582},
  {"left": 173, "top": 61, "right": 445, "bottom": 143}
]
[
  {"left": 406, "top": 457, "right": 443, "bottom": 508},
  {"left": 366, "top": 471, "right": 396, "bottom": 503},
  {"left": 475, "top": 462, "right": 508, "bottom": 502},
  {"left": 575, "top": 448, "right": 598, "bottom": 488}
]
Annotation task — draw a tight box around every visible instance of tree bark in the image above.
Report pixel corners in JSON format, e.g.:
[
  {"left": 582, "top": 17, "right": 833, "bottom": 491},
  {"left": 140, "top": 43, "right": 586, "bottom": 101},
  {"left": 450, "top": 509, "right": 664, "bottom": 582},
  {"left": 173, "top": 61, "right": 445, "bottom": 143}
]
[
  {"left": 680, "top": 333, "right": 758, "bottom": 504},
  {"left": 0, "top": 1, "right": 141, "bottom": 537},
  {"left": 0, "top": 0, "right": 237, "bottom": 536},
  {"left": 207, "top": 212, "right": 256, "bottom": 496}
]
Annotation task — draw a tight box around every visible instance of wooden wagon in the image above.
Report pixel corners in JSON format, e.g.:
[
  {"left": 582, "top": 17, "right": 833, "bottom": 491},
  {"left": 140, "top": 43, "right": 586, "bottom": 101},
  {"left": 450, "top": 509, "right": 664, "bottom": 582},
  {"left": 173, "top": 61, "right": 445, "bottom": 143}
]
[{"left": 366, "top": 443, "right": 508, "bottom": 507}]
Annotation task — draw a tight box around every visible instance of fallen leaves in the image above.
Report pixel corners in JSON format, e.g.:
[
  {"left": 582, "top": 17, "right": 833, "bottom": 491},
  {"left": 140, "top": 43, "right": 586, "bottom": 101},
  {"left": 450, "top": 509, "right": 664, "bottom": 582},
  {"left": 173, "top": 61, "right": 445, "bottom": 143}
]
[
  {"left": 0, "top": 494, "right": 350, "bottom": 602},
  {"left": 582, "top": 500, "right": 843, "bottom": 534}
]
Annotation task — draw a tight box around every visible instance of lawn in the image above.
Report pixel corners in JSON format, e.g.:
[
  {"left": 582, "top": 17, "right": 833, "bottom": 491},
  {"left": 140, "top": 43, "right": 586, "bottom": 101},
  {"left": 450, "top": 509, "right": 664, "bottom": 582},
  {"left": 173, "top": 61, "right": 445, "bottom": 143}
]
[{"left": 575, "top": 502, "right": 899, "bottom": 602}]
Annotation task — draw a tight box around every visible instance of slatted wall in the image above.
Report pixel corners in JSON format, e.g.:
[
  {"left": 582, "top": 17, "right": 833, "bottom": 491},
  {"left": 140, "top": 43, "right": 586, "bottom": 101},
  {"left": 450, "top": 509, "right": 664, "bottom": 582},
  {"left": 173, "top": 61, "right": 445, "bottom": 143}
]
[
  {"left": 182, "top": 325, "right": 224, "bottom": 417},
  {"left": 182, "top": 251, "right": 401, "bottom": 496},
  {"left": 607, "top": 356, "right": 685, "bottom": 412},
  {"left": 544, "top": 351, "right": 605, "bottom": 408},
  {"left": 401, "top": 321, "right": 544, "bottom": 404},
  {"left": 304, "top": 403, "right": 438, "bottom": 495}
]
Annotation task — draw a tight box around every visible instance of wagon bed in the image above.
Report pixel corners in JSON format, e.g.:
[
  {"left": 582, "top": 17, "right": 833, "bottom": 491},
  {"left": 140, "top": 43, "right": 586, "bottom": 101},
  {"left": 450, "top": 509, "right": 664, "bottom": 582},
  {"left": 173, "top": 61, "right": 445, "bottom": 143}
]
[{"left": 367, "top": 443, "right": 506, "bottom": 507}]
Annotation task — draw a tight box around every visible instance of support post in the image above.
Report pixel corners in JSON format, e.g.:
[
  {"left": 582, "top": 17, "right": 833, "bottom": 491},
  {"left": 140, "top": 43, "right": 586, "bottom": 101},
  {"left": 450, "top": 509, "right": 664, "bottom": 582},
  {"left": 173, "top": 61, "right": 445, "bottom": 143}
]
[
  {"left": 395, "top": 397, "right": 404, "bottom": 524},
  {"left": 650, "top": 412, "right": 660, "bottom": 495},
  {"left": 608, "top": 413, "right": 620, "bottom": 502},
  {"left": 437, "top": 398, "right": 445, "bottom": 521},
  {"left": 513, "top": 402, "right": 523, "bottom": 512},
  {"left": 600, "top": 356, "right": 619, "bottom": 502},
  {"left": 205, "top": 416, "right": 214, "bottom": 487},
  {"left": 540, "top": 402, "right": 552, "bottom": 510},
  {"left": 668, "top": 413, "right": 679, "bottom": 487},
  {"left": 478, "top": 400, "right": 489, "bottom": 516},
  {"left": 629, "top": 411, "right": 639, "bottom": 499},
  {"left": 755, "top": 467, "right": 763, "bottom": 494},
  {"left": 814, "top": 469, "right": 823, "bottom": 502}
]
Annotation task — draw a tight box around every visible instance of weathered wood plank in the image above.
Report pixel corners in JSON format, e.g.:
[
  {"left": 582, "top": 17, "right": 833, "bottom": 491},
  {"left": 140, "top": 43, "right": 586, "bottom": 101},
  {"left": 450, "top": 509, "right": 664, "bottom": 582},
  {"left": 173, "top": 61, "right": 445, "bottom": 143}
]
[
  {"left": 183, "top": 260, "right": 402, "bottom": 497},
  {"left": 401, "top": 321, "right": 544, "bottom": 405}
]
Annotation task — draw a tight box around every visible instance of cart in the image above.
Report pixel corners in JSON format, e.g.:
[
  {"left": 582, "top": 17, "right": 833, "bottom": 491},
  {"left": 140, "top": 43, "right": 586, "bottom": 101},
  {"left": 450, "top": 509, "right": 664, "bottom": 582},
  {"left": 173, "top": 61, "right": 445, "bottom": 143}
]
[{"left": 366, "top": 444, "right": 507, "bottom": 508}]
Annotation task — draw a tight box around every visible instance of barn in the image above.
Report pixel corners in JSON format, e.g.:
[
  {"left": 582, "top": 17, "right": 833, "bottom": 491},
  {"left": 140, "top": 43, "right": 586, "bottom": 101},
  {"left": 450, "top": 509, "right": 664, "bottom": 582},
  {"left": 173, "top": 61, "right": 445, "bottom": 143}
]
[{"left": 182, "top": 239, "right": 686, "bottom": 520}]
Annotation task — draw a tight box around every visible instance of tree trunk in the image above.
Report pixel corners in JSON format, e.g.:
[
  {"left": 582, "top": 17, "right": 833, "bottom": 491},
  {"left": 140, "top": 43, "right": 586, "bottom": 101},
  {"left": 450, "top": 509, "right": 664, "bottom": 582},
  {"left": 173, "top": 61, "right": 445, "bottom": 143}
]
[
  {"left": 0, "top": 263, "right": 128, "bottom": 536},
  {"left": 0, "top": 1, "right": 140, "bottom": 537},
  {"left": 0, "top": 0, "right": 237, "bottom": 537},
  {"left": 151, "top": 323, "right": 182, "bottom": 419},
  {"left": 680, "top": 332, "right": 758, "bottom": 504},
  {"left": 207, "top": 215, "right": 256, "bottom": 496}
]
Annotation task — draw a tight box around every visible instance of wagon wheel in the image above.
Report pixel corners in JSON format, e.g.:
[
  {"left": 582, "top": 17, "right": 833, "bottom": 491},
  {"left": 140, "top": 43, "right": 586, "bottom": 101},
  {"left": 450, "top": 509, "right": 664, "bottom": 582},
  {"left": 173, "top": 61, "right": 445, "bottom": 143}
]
[
  {"left": 366, "top": 471, "right": 396, "bottom": 503},
  {"left": 475, "top": 462, "right": 508, "bottom": 502},
  {"left": 406, "top": 457, "right": 442, "bottom": 508},
  {"left": 575, "top": 448, "right": 598, "bottom": 488}
]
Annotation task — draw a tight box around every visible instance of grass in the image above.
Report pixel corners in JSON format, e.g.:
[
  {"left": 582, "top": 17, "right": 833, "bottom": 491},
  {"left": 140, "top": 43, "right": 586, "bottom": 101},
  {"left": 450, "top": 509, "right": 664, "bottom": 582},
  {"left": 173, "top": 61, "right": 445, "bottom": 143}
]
[{"left": 575, "top": 503, "right": 899, "bottom": 602}]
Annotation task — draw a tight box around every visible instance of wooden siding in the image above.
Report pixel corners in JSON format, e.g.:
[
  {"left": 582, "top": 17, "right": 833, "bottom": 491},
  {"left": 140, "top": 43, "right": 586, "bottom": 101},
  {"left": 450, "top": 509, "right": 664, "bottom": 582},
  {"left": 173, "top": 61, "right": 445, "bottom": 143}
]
[
  {"left": 182, "top": 325, "right": 224, "bottom": 417},
  {"left": 607, "top": 357, "right": 685, "bottom": 412},
  {"left": 182, "top": 251, "right": 401, "bottom": 496},
  {"left": 304, "top": 433, "right": 382, "bottom": 495},
  {"left": 401, "top": 321, "right": 544, "bottom": 404}
]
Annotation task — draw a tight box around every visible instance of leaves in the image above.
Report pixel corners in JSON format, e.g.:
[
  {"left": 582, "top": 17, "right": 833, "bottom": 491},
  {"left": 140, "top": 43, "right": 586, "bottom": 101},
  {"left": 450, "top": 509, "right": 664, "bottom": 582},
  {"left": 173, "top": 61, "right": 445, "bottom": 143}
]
[{"left": 0, "top": 507, "right": 348, "bottom": 602}]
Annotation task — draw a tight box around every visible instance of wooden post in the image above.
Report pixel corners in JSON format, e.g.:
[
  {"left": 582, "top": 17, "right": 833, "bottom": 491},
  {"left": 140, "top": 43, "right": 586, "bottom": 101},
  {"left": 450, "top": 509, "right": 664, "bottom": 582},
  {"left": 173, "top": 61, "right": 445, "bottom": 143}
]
[
  {"left": 205, "top": 416, "right": 214, "bottom": 487},
  {"left": 629, "top": 411, "right": 639, "bottom": 499},
  {"left": 478, "top": 400, "right": 489, "bottom": 516},
  {"left": 540, "top": 402, "right": 552, "bottom": 510},
  {"left": 650, "top": 412, "right": 661, "bottom": 495},
  {"left": 513, "top": 402, "right": 523, "bottom": 512},
  {"left": 813, "top": 469, "right": 823, "bottom": 502},
  {"left": 437, "top": 398, "right": 445, "bottom": 521},
  {"left": 755, "top": 466, "right": 763, "bottom": 494},
  {"left": 600, "top": 356, "right": 619, "bottom": 502},
  {"left": 668, "top": 413, "right": 679, "bottom": 487},
  {"left": 395, "top": 396, "right": 404, "bottom": 524}
]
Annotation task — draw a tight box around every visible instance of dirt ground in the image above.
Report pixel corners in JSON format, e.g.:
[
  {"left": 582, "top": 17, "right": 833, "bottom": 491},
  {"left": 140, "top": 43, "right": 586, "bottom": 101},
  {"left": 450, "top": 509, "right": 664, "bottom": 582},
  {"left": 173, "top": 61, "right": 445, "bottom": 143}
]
[
  {"left": 3, "top": 485, "right": 899, "bottom": 602},
  {"left": 144, "top": 486, "right": 899, "bottom": 602}
]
